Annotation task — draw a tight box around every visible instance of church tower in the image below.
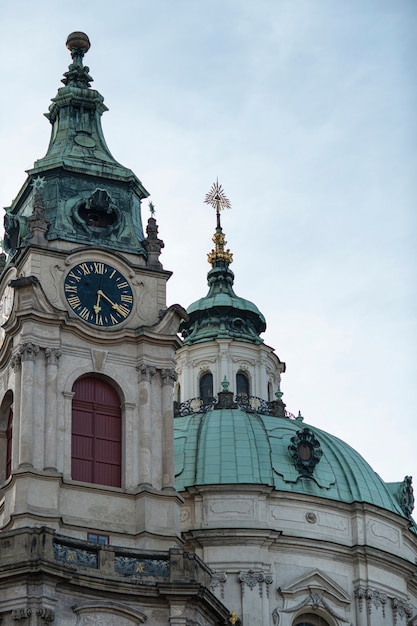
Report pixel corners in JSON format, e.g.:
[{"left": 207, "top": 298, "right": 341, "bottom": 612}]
[{"left": 0, "top": 33, "right": 229, "bottom": 625}]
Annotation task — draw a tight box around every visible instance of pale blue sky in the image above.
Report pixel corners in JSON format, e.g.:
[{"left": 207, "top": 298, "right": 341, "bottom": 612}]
[{"left": 0, "top": 0, "right": 416, "bottom": 483}]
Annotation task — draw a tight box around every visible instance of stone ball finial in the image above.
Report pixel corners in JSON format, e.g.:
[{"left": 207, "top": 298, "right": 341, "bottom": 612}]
[{"left": 66, "top": 32, "right": 91, "bottom": 53}]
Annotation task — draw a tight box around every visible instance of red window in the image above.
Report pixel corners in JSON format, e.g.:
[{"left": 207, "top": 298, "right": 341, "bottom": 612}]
[
  {"left": 72, "top": 377, "right": 121, "bottom": 487},
  {"left": 6, "top": 408, "right": 13, "bottom": 480}
]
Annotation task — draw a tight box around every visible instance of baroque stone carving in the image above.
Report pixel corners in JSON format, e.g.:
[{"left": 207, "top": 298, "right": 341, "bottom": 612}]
[
  {"left": 12, "top": 609, "right": 32, "bottom": 620},
  {"left": 53, "top": 542, "right": 98, "bottom": 568},
  {"left": 283, "top": 591, "right": 351, "bottom": 623},
  {"left": 161, "top": 368, "right": 177, "bottom": 386},
  {"left": 355, "top": 587, "right": 387, "bottom": 616},
  {"left": 210, "top": 571, "right": 227, "bottom": 599},
  {"left": 288, "top": 427, "right": 323, "bottom": 476},
  {"left": 45, "top": 348, "right": 61, "bottom": 365},
  {"left": 114, "top": 555, "right": 170, "bottom": 578},
  {"left": 10, "top": 354, "right": 21, "bottom": 371},
  {"left": 399, "top": 475, "right": 415, "bottom": 517},
  {"left": 143, "top": 216, "right": 164, "bottom": 269},
  {"left": 28, "top": 191, "right": 50, "bottom": 241},
  {"left": 391, "top": 597, "right": 413, "bottom": 625},
  {"left": 36, "top": 608, "right": 55, "bottom": 623},
  {"left": 137, "top": 364, "right": 156, "bottom": 382},
  {"left": 18, "top": 342, "right": 40, "bottom": 362},
  {"left": 238, "top": 570, "right": 273, "bottom": 598}
]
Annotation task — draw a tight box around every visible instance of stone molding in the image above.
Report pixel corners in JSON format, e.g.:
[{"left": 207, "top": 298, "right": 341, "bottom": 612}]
[{"left": 238, "top": 570, "right": 273, "bottom": 598}]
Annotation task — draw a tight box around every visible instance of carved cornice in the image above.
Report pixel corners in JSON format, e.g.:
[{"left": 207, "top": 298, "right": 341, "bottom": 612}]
[{"left": 238, "top": 570, "right": 273, "bottom": 598}]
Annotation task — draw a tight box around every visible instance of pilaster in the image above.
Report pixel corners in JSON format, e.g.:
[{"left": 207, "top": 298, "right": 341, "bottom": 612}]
[
  {"left": 18, "top": 342, "right": 40, "bottom": 468},
  {"left": 137, "top": 364, "right": 156, "bottom": 487},
  {"left": 161, "top": 368, "right": 177, "bottom": 491},
  {"left": 44, "top": 348, "right": 61, "bottom": 471}
]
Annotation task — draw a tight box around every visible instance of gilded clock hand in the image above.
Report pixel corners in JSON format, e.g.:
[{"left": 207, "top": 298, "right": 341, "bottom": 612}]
[
  {"left": 93, "top": 292, "right": 102, "bottom": 314},
  {"left": 97, "top": 289, "right": 122, "bottom": 312}
]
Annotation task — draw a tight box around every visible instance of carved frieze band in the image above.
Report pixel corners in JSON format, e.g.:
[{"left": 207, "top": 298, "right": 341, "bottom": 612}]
[
  {"left": 210, "top": 571, "right": 227, "bottom": 599},
  {"left": 239, "top": 570, "right": 273, "bottom": 598}
]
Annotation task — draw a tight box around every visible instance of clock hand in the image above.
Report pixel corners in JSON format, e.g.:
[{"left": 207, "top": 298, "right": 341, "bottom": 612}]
[
  {"left": 93, "top": 291, "right": 102, "bottom": 314},
  {"left": 97, "top": 289, "right": 121, "bottom": 311}
]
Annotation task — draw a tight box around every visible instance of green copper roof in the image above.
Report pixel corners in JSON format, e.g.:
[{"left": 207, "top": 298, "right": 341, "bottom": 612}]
[
  {"left": 3, "top": 32, "right": 149, "bottom": 261},
  {"left": 174, "top": 408, "right": 409, "bottom": 519}
]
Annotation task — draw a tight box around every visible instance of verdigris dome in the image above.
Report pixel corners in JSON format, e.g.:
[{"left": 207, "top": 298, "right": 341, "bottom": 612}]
[{"left": 174, "top": 406, "right": 410, "bottom": 520}]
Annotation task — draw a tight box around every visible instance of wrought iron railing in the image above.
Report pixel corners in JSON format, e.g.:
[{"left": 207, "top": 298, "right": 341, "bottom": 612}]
[{"left": 174, "top": 395, "right": 296, "bottom": 419}]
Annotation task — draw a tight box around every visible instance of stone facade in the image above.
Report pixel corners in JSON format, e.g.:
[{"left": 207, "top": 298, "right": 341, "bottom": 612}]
[{"left": 0, "top": 32, "right": 229, "bottom": 626}]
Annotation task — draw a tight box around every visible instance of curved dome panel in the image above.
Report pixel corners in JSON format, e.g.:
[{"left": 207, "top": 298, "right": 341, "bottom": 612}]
[{"left": 174, "top": 409, "right": 405, "bottom": 518}]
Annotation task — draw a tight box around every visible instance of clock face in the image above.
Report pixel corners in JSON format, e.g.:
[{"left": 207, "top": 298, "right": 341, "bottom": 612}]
[{"left": 64, "top": 261, "right": 134, "bottom": 327}]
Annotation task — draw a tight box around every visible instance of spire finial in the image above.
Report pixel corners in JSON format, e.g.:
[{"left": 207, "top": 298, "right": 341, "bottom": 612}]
[
  {"left": 205, "top": 180, "right": 233, "bottom": 266},
  {"left": 204, "top": 178, "right": 231, "bottom": 230},
  {"left": 63, "top": 32, "right": 93, "bottom": 88}
]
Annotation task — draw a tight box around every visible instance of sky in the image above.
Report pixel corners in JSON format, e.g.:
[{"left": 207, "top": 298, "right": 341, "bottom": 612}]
[{"left": 0, "top": 0, "right": 416, "bottom": 484}]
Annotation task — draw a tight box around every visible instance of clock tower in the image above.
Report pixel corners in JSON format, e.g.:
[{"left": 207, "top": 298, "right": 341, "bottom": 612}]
[{"left": 0, "top": 33, "right": 229, "bottom": 625}]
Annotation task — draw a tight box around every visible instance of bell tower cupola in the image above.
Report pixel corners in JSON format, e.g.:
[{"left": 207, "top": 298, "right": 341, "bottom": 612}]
[
  {"left": 176, "top": 181, "right": 285, "bottom": 408},
  {"left": 4, "top": 32, "right": 149, "bottom": 262}
]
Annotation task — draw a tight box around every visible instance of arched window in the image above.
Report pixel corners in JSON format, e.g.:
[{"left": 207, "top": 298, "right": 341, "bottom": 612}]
[
  {"left": 6, "top": 408, "right": 12, "bottom": 480},
  {"left": 0, "top": 390, "right": 14, "bottom": 484},
  {"left": 72, "top": 377, "right": 121, "bottom": 488},
  {"left": 268, "top": 381, "right": 273, "bottom": 401},
  {"left": 236, "top": 372, "right": 249, "bottom": 399},
  {"left": 199, "top": 372, "right": 213, "bottom": 405}
]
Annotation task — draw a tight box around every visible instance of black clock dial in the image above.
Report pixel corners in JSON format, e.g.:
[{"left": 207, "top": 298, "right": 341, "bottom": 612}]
[{"left": 64, "top": 261, "right": 134, "bottom": 327}]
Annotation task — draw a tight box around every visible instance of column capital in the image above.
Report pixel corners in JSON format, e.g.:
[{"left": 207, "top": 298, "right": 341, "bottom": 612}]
[
  {"left": 10, "top": 353, "right": 21, "bottom": 371},
  {"left": 137, "top": 364, "right": 156, "bottom": 382},
  {"left": 19, "top": 342, "right": 40, "bottom": 362},
  {"left": 45, "top": 347, "right": 61, "bottom": 365},
  {"left": 161, "top": 368, "right": 177, "bottom": 386}
]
